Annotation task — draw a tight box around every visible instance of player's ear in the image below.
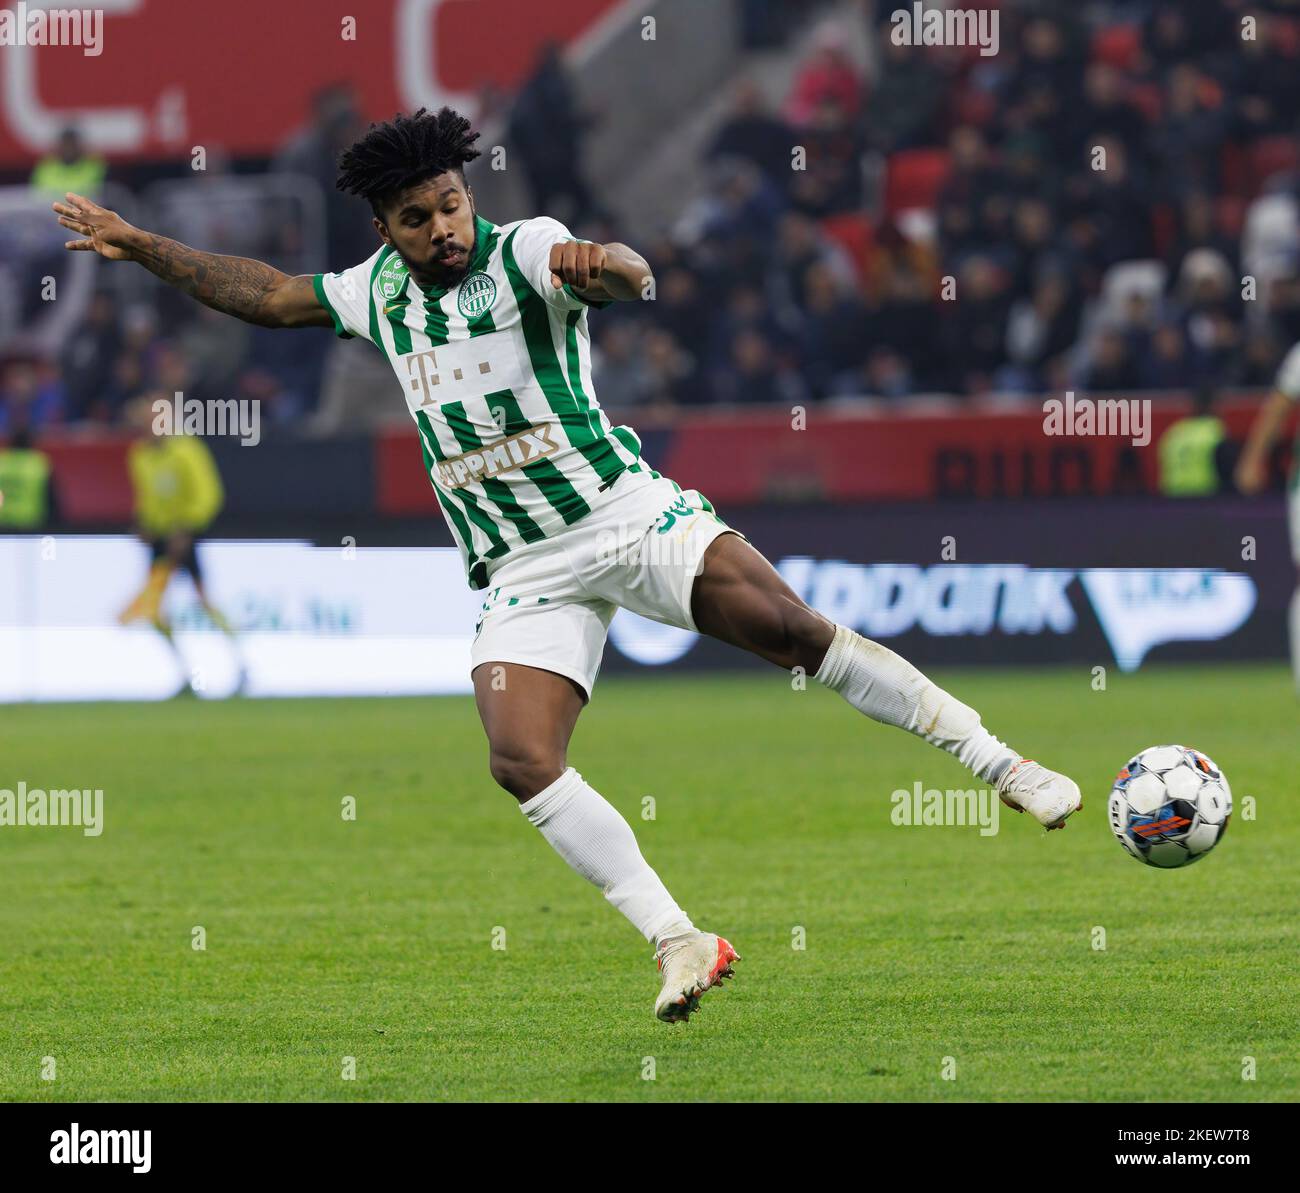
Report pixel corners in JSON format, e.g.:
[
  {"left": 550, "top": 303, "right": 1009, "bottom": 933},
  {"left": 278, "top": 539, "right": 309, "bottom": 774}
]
[{"left": 373, "top": 216, "right": 392, "bottom": 247}]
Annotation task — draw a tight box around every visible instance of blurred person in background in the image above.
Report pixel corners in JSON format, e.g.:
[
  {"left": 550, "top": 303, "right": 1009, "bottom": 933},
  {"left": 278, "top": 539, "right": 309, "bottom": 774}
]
[
  {"left": 276, "top": 84, "right": 372, "bottom": 266},
  {"left": 1236, "top": 334, "right": 1300, "bottom": 691},
  {"left": 508, "top": 43, "right": 599, "bottom": 224},
  {"left": 0, "top": 359, "right": 64, "bottom": 433},
  {"left": 118, "top": 396, "right": 243, "bottom": 696},
  {"left": 61, "top": 292, "right": 122, "bottom": 421},
  {"left": 0, "top": 423, "right": 54, "bottom": 529},
  {"left": 863, "top": 32, "right": 944, "bottom": 154},
  {"left": 708, "top": 79, "right": 793, "bottom": 189},
  {"left": 1172, "top": 248, "right": 1243, "bottom": 387},
  {"left": 784, "top": 22, "right": 862, "bottom": 126},
  {"left": 787, "top": 96, "right": 866, "bottom": 217},
  {"left": 30, "top": 126, "right": 106, "bottom": 198},
  {"left": 1157, "top": 383, "right": 1230, "bottom": 497}
]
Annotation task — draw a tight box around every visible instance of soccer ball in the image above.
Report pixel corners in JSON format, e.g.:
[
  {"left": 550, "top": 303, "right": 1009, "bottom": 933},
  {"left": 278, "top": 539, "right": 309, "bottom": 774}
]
[{"left": 1107, "top": 745, "right": 1231, "bottom": 868}]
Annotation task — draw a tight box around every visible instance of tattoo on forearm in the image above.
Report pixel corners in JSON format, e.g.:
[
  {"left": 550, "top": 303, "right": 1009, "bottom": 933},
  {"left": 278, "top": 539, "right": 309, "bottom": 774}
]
[{"left": 133, "top": 234, "right": 288, "bottom": 325}]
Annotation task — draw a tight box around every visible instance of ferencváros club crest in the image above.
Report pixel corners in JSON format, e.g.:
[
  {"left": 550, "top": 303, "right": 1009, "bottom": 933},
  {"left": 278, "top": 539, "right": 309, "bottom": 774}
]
[{"left": 458, "top": 271, "right": 497, "bottom": 318}]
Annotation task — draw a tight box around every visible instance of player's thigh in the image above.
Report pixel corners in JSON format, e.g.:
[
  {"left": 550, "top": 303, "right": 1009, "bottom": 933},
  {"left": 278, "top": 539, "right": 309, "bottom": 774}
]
[
  {"left": 472, "top": 660, "right": 587, "bottom": 800},
  {"left": 581, "top": 479, "right": 737, "bottom": 633},
  {"left": 690, "top": 531, "right": 835, "bottom": 673},
  {"left": 470, "top": 591, "right": 613, "bottom": 799}
]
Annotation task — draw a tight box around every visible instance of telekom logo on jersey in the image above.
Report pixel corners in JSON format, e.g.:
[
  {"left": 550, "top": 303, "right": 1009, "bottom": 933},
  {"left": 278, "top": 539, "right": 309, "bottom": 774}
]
[{"left": 404, "top": 346, "right": 494, "bottom": 405}]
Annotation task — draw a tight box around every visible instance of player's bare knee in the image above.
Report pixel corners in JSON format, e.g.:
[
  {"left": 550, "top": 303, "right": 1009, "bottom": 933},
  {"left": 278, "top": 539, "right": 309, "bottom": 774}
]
[
  {"left": 780, "top": 601, "right": 835, "bottom": 671},
  {"left": 488, "top": 747, "right": 565, "bottom": 802}
]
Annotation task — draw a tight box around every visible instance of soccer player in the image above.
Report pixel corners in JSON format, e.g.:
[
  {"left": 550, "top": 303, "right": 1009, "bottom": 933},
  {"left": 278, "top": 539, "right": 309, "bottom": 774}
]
[
  {"left": 53, "top": 107, "right": 1081, "bottom": 1022},
  {"left": 118, "top": 395, "right": 244, "bottom": 695},
  {"left": 1235, "top": 342, "right": 1300, "bottom": 691}
]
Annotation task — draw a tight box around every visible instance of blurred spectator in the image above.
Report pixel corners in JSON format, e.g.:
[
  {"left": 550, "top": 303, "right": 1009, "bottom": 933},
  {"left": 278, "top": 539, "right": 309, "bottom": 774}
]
[
  {"left": 864, "top": 35, "right": 944, "bottom": 153},
  {"left": 0, "top": 360, "right": 64, "bottom": 432},
  {"left": 785, "top": 24, "right": 863, "bottom": 126},
  {"left": 713, "top": 327, "right": 808, "bottom": 405},
  {"left": 787, "top": 97, "right": 865, "bottom": 216},
  {"left": 1073, "top": 63, "right": 1147, "bottom": 163},
  {"left": 62, "top": 292, "right": 121, "bottom": 420},
  {"left": 939, "top": 255, "right": 1013, "bottom": 394},
  {"left": 830, "top": 346, "right": 914, "bottom": 400},
  {"left": 1141, "top": 323, "right": 1193, "bottom": 390},
  {"left": 1171, "top": 248, "right": 1242, "bottom": 385},
  {"left": 1152, "top": 66, "right": 1227, "bottom": 199},
  {"left": 30, "top": 126, "right": 105, "bottom": 198},
  {"left": 508, "top": 43, "right": 599, "bottom": 224},
  {"left": 0, "top": 424, "right": 54, "bottom": 528},
  {"left": 1226, "top": 12, "right": 1300, "bottom": 140},
  {"left": 1081, "top": 327, "right": 1144, "bottom": 392},
  {"left": 275, "top": 83, "right": 372, "bottom": 266},
  {"left": 1158, "top": 385, "right": 1231, "bottom": 495},
  {"left": 797, "top": 260, "right": 866, "bottom": 396},
  {"left": 1002, "top": 271, "right": 1084, "bottom": 393},
  {"left": 709, "top": 80, "right": 794, "bottom": 187}
]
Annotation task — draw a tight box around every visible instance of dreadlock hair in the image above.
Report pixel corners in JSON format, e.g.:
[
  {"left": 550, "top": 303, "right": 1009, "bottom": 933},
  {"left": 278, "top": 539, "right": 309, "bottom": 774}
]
[{"left": 336, "top": 106, "right": 482, "bottom": 217}]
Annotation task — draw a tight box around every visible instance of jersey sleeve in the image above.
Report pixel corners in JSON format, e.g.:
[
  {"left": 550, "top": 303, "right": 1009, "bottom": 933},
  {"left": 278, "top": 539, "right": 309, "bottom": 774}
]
[
  {"left": 507, "top": 216, "right": 611, "bottom": 312},
  {"left": 1274, "top": 342, "right": 1300, "bottom": 401},
  {"left": 312, "top": 248, "right": 384, "bottom": 340}
]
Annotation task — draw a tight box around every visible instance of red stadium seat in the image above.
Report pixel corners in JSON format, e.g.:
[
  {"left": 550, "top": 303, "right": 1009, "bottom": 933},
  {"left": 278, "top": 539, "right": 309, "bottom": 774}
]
[
  {"left": 1127, "top": 82, "right": 1163, "bottom": 124},
  {"left": 1092, "top": 24, "right": 1142, "bottom": 70},
  {"left": 1150, "top": 203, "right": 1177, "bottom": 260},
  {"left": 949, "top": 86, "right": 997, "bottom": 129},
  {"left": 884, "top": 149, "right": 951, "bottom": 217},
  {"left": 1220, "top": 142, "right": 1250, "bottom": 197},
  {"left": 1215, "top": 195, "right": 1247, "bottom": 239},
  {"left": 819, "top": 212, "right": 875, "bottom": 285},
  {"left": 1249, "top": 136, "right": 1300, "bottom": 194}
]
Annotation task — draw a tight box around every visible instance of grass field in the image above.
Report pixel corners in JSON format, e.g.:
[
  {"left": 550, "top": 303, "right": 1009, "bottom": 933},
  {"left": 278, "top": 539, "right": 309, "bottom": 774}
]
[{"left": 1, "top": 663, "right": 1296, "bottom": 1102}]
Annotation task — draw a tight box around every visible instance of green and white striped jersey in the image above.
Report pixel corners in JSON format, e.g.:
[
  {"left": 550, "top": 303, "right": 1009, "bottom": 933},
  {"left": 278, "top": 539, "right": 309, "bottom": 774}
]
[{"left": 313, "top": 215, "right": 649, "bottom": 588}]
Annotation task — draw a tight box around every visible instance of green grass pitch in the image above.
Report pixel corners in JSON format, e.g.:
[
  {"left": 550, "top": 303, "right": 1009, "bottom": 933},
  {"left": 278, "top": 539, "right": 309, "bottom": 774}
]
[{"left": 1, "top": 663, "right": 1296, "bottom": 1102}]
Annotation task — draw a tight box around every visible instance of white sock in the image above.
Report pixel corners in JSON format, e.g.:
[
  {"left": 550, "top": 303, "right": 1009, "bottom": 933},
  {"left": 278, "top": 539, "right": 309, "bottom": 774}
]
[
  {"left": 519, "top": 767, "right": 695, "bottom": 945},
  {"left": 815, "top": 623, "right": 1019, "bottom": 784},
  {"left": 1290, "top": 587, "right": 1300, "bottom": 694}
]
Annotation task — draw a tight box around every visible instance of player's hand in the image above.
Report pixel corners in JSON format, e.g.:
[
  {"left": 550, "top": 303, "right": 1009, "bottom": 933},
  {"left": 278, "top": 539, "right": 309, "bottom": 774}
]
[
  {"left": 1234, "top": 454, "right": 1268, "bottom": 495},
  {"left": 549, "top": 239, "right": 606, "bottom": 293},
  {"left": 52, "top": 192, "right": 142, "bottom": 261}
]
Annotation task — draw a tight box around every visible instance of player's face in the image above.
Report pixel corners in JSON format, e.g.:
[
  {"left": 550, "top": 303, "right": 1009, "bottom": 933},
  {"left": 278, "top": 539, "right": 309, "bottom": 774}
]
[{"left": 376, "top": 173, "right": 477, "bottom": 289}]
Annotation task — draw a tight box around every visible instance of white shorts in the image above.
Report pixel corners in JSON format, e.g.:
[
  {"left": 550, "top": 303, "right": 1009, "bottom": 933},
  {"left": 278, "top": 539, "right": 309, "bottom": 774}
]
[{"left": 469, "top": 470, "right": 742, "bottom": 700}]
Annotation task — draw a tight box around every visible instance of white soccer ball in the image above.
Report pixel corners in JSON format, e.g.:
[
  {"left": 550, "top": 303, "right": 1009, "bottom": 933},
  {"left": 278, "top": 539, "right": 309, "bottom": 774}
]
[{"left": 1107, "top": 745, "right": 1231, "bottom": 868}]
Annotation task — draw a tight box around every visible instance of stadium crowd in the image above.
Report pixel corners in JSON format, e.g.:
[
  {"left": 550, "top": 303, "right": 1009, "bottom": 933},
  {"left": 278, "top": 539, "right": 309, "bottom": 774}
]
[{"left": 5, "top": 0, "right": 1300, "bottom": 434}]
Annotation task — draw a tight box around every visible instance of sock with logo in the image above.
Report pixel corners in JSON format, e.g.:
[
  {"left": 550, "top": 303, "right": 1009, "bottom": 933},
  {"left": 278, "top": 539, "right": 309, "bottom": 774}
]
[
  {"left": 519, "top": 767, "right": 696, "bottom": 946},
  {"left": 815, "top": 623, "right": 1019, "bottom": 784}
]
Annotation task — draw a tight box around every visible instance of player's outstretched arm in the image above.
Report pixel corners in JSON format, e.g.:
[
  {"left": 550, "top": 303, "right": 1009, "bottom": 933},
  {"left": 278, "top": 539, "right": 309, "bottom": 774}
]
[
  {"left": 548, "top": 239, "right": 652, "bottom": 304},
  {"left": 52, "top": 191, "right": 332, "bottom": 330},
  {"left": 1235, "top": 388, "right": 1292, "bottom": 494}
]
